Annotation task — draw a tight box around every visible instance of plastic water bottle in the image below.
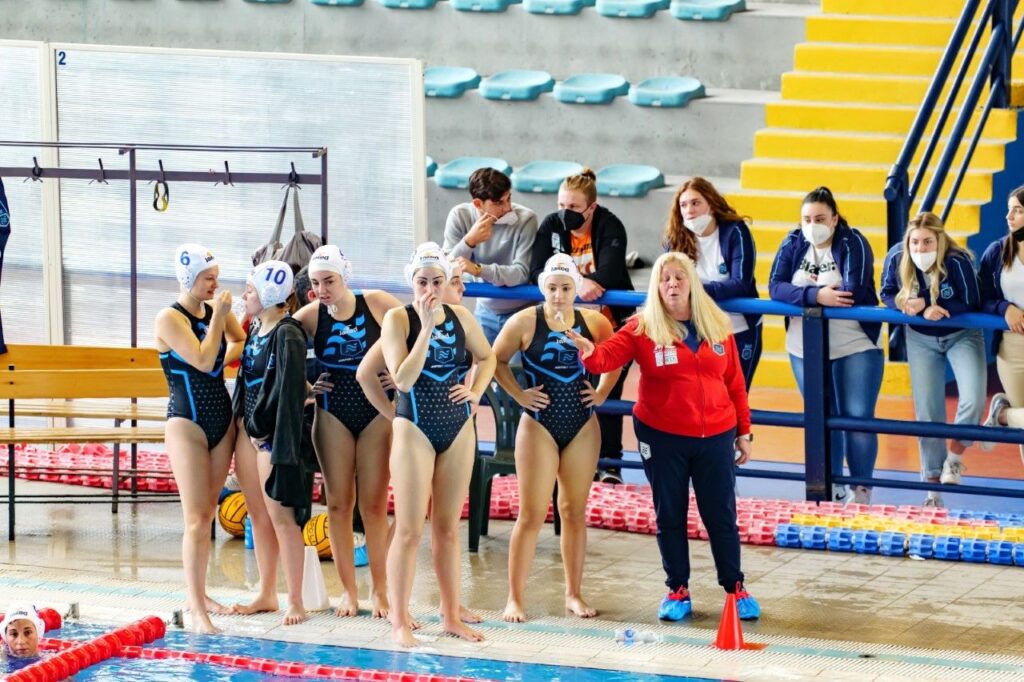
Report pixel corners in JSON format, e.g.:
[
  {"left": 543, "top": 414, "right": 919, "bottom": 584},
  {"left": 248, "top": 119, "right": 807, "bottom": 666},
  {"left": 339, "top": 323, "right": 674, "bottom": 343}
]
[{"left": 244, "top": 517, "right": 254, "bottom": 550}]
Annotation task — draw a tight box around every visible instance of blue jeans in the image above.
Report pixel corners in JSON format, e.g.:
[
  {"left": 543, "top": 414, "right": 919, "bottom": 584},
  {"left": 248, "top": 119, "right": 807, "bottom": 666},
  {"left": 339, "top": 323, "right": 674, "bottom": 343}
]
[
  {"left": 474, "top": 304, "right": 519, "bottom": 346},
  {"left": 790, "top": 348, "right": 884, "bottom": 484},
  {"left": 905, "top": 327, "right": 986, "bottom": 479}
]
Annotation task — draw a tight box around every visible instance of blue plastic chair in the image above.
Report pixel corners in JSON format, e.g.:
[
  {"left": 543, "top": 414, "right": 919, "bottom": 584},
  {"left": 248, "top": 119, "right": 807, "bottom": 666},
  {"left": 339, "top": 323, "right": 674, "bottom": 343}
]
[
  {"left": 452, "top": 0, "right": 515, "bottom": 10},
  {"left": 596, "top": 164, "right": 665, "bottom": 198},
  {"left": 424, "top": 66, "right": 481, "bottom": 98},
  {"left": 596, "top": 0, "right": 668, "bottom": 18},
  {"left": 377, "top": 0, "right": 437, "bottom": 9},
  {"left": 426, "top": 156, "right": 438, "bottom": 178},
  {"left": 435, "top": 157, "right": 513, "bottom": 189},
  {"left": 512, "top": 161, "right": 584, "bottom": 193},
  {"left": 553, "top": 74, "right": 629, "bottom": 105},
  {"left": 310, "top": 0, "right": 364, "bottom": 6},
  {"left": 523, "top": 0, "right": 591, "bottom": 15},
  {"left": 480, "top": 70, "right": 556, "bottom": 101},
  {"left": 670, "top": 0, "right": 745, "bottom": 21},
  {"left": 628, "top": 76, "right": 705, "bottom": 108}
]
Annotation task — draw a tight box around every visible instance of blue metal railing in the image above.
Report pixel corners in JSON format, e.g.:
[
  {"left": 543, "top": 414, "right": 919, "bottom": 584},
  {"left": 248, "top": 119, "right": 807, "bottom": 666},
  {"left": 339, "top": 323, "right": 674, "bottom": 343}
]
[
  {"left": 453, "top": 281, "right": 1024, "bottom": 504},
  {"left": 885, "top": 0, "right": 1021, "bottom": 241}
]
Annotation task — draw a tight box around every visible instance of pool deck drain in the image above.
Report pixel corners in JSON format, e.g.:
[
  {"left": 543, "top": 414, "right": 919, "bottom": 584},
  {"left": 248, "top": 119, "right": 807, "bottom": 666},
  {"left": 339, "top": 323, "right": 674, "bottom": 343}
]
[{"left": 3, "top": 564, "right": 1022, "bottom": 682}]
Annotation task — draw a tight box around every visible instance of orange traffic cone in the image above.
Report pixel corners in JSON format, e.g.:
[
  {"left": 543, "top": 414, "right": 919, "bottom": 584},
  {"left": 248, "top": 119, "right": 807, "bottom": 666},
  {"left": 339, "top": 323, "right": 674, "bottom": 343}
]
[{"left": 713, "top": 592, "right": 745, "bottom": 650}]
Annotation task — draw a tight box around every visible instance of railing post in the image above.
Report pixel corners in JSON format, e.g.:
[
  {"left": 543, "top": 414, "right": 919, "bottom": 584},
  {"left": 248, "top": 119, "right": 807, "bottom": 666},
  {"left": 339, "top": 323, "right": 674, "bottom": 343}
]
[
  {"left": 802, "top": 309, "right": 831, "bottom": 502},
  {"left": 991, "top": 0, "right": 1013, "bottom": 108},
  {"left": 885, "top": 168, "right": 909, "bottom": 250}
]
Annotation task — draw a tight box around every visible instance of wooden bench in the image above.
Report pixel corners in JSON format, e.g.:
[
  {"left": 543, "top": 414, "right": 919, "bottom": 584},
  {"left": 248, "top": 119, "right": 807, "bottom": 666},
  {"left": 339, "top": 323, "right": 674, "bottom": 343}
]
[{"left": 1, "top": 345, "right": 175, "bottom": 540}]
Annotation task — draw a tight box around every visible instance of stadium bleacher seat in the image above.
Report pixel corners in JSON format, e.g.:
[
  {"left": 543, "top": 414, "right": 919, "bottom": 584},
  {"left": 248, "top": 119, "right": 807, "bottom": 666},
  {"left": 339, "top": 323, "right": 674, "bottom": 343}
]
[
  {"left": 426, "top": 156, "right": 438, "bottom": 178},
  {"left": 596, "top": 164, "right": 665, "bottom": 197},
  {"left": 670, "top": 0, "right": 745, "bottom": 21},
  {"left": 523, "top": 0, "right": 594, "bottom": 16},
  {"left": 425, "top": 66, "right": 482, "bottom": 98},
  {"left": 628, "top": 75, "right": 705, "bottom": 107},
  {"left": 596, "top": 0, "right": 669, "bottom": 19},
  {"left": 435, "top": 157, "right": 514, "bottom": 189},
  {"left": 511, "top": 161, "right": 585, "bottom": 193},
  {"left": 310, "top": 0, "right": 365, "bottom": 6},
  {"left": 451, "top": 0, "right": 516, "bottom": 11},
  {"left": 479, "top": 70, "right": 556, "bottom": 101},
  {"left": 377, "top": 0, "right": 437, "bottom": 9},
  {"left": 553, "top": 74, "right": 630, "bottom": 104}
]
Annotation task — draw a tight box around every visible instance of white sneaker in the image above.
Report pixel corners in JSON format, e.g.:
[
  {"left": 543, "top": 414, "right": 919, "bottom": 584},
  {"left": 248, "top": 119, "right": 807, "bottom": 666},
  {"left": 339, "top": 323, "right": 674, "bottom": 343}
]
[
  {"left": 981, "top": 393, "right": 1011, "bottom": 451},
  {"left": 924, "top": 492, "right": 944, "bottom": 508},
  {"left": 831, "top": 484, "right": 849, "bottom": 503},
  {"left": 940, "top": 457, "right": 965, "bottom": 485},
  {"left": 849, "top": 485, "right": 871, "bottom": 505}
]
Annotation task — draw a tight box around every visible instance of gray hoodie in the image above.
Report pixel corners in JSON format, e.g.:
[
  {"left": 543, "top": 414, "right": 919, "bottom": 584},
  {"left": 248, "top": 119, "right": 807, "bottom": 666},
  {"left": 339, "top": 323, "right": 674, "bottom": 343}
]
[{"left": 443, "top": 202, "right": 538, "bottom": 314}]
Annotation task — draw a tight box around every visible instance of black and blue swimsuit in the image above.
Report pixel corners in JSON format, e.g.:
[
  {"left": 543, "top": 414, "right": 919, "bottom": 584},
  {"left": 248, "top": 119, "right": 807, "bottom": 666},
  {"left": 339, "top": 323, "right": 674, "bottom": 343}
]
[
  {"left": 313, "top": 293, "right": 382, "bottom": 437},
  {"left": 240, "top": 324, "right": 275, "bottom": 428},
  {"left": 159, "top": 302, "right": 233, "bottom": 449},
  {"left": 521, "top": 305, "right": 595, "bottom": 450},
  {"left": 395, "top": 304, "right": 472, "bottom": 454}
]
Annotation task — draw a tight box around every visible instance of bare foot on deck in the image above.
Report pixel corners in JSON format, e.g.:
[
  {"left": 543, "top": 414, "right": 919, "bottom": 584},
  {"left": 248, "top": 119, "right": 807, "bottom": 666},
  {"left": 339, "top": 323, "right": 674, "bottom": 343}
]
[
  {"left": 502, "top": 598, "right": 526, "bottom": 623},
  {"left": 392, "top": 623, "right": 419, "bottom": 647},
  {"left": 191, "top": 613, "right": 222, "bottom": 635},
  {"left": 459, "top": 605, "right": 482, "bottom": 624},
  {"left": 231, "top": 594, "right": 279, "bottom": 615},
  {"left": 371, "top": 590, "right": 390, "bottom": 619},
  {"left": 205, "top": 595, "right": 233, "bottom": 615},
  {"left": 334, "top": 591, "right": 359, "bottom": 617},
  {"left": 443, "top": 620, "right": 485, "bottom": 642},
  {"left": 282, "top": 603, "right": 307, "bottom": 625},
  {"left": 566, "top": 595, "right": 597, "bottom": 619}
]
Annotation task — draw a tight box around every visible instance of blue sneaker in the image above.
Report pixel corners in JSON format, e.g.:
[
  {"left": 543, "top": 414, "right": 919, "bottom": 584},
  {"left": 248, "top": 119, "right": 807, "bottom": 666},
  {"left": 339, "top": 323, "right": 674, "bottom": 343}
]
[
  {"left": 658, "top": 586, "right": 692, "bottom": 621},
  {"left": 735, "top": 583, "right": 760, "bottom": 621}
]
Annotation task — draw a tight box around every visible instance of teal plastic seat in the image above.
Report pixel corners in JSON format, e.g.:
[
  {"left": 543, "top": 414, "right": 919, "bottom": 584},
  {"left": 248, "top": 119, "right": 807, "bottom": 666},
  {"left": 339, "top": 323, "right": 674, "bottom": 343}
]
[
  {"left": 452, "top": 0, "right": 515, "bottom": 10},
  {"left": 553, "top": 74, "right": 629, "bottom": 105},
  {"left": 628, "top": 76, "right": 704, "bottom": 108},
  {"left": 670, "top": 0, "right": 745, "bottom": 21},
  {"left": 480, "top": 70, "right": 555, "bottom": 101},
  {"left": 596, "top": 0, "right": 668, "bottom": 18},
  {"left": 512, "top": 161, "right": 584, "bottom": 193},
  {"left": 426, "top": 156, "right": 438, "bottom": 178},
  {"left": 310, "top": 0, "right": 364, "bottom": 6},
  {"left": 523, "top": 0, "right": 591, "bottom": 15},
  {"left": 424, "top": 66, "right": 481, "bottom": 98},
  {"left": 377, "top": 0, "right": 437, "bottom": 9},
  {"left": 244, "top": 0, "right": 291, "bottom": 3},
  {"left": 435, "top": 157, "right": 513, "bottom": 189},
  {"left": 596, "top": 164, "right": 665, "bottom": 198}
]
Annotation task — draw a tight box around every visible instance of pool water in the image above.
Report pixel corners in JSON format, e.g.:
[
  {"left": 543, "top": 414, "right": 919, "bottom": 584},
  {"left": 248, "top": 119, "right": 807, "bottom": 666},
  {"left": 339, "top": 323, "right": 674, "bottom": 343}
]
[{"left": 52, "top": 624, "right": 715, "bottom": 681}]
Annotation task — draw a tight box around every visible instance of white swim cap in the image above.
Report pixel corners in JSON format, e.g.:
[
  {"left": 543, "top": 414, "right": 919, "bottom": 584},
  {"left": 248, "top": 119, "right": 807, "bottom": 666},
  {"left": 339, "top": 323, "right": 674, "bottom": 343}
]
[
  {"left": 404, "top": 242, "right": 453, "bottom": 285},
  {"left": 248, "top": 260, "right": 294, "bottom": 308},
  {"left": 538, "top": 253, "right": 582, "bottom": 291},
  {"left": 1, "top": 604, "right": 45, "bottom": 642},
  {"left": 307, "top": 245, "right": 352, "bottom": 282},
  {"left": 174, "top": 243, "right": 218, "bottom": 290}
]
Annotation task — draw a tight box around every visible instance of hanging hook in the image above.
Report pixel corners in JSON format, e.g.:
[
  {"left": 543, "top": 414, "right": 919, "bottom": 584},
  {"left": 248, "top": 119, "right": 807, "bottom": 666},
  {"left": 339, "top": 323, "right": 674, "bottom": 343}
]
[
  {"left": 89, "top": 158, "right": 109, "bottom": 185},
  {"left": 286, "top": 162, "right": 301, "bottom": 189},
  {"left": 215, "top": 160, "right": 234, "bottom": 188},
  {"left": 24, "top": 156, "right": 43, "bottom": 183},
  {"left": 153, "top": 159, "right": 170, "bottom": 212}
]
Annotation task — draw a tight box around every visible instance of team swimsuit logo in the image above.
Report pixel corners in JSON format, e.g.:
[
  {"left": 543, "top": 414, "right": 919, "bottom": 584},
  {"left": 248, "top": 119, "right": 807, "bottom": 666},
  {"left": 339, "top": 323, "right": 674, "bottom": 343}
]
[
  {"left": 323, "top": 315, "right": 367, "bottom": 358},
  {"left": 541, "top": 330, "right": 580, "bottom": 368},
  {"left": 429, "top": 320, "right": 457, "bottom": 365}
]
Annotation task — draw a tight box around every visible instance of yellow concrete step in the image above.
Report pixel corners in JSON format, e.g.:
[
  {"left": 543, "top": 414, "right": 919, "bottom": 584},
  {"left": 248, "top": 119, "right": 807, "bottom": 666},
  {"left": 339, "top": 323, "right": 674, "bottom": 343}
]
[
  {"left": 822, "top": 0, "right": 1024, "bottom": 20},
  {"left": 765, "top": 100, "right": 1018, "bottom": 138},
  {"left": 726, "top": 189, "right": 981, "bottom": 233},
  {"left": 753, "top": 353, "right": 911, "bottom": 396},
  {"left": 795, "top": 42, "right": 1024, "bottom": 78},
  {"left": 741, "top": 159, "right": 994, "bottom": 202},
  {"left": 753, "top": 129, "right": 1008, "bottom": 170},
  {"left": 781, "top": 71, "right": 1024, "bottom": 107},
  {"left": 807, "top": 15, "right": 962, "bottom": 48}
]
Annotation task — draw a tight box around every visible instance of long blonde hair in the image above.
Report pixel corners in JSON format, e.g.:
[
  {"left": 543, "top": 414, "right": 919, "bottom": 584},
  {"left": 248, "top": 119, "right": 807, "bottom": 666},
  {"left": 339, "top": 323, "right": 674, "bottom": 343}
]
[
  {"left": 895, "top": 212, "right": 972, "bottom": 310},
  {"left": 635, "top": 252, "right": 733, "bottom": 346}
]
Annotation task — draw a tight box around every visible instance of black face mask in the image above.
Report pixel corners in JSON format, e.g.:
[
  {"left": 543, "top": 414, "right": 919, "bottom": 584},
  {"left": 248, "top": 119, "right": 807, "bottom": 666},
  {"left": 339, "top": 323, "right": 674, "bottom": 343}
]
[
  {"left": 559, "top": 208, "right": 587, "bottom": 232},
  {"left": 1012, "top": 226, "right": 1024, "bottom": 243}
]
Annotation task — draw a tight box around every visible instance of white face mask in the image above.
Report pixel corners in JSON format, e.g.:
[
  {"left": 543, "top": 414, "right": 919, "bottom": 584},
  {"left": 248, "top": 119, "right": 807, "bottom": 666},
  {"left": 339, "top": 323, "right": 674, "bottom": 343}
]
[
  {"left": 802, "top": 222, "right": 832, "bottom": 247},
  {"left": 910, "top": 250, "right": 937, "bottom": 272},
  {"left": 494, "top": 210, "right": 518, "bottom": 226},
  {"left": 683, "top": 213, "right": 713, "bottom": 236}
]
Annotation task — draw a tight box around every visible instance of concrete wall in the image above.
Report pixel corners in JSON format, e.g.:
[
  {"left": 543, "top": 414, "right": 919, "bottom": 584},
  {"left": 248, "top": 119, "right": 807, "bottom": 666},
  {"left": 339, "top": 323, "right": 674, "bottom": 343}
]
[{"left": 0, "top": 1, "right": 807, "bottom": 90}]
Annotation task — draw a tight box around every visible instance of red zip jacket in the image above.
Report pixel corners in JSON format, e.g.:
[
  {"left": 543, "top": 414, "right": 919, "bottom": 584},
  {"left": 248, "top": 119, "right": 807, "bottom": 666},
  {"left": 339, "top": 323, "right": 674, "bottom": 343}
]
[{"left": 581, "top": 317, "right": 751, "bottom": 438}]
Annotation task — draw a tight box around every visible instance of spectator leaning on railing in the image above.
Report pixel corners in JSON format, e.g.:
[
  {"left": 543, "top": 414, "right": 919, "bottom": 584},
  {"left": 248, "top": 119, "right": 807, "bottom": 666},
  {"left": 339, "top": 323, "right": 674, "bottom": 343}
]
[
  {"left": 881, "top": 211, "right": 985, "bottom": 508},
  {"left": 768, "top": 186, "right": 883, "bottom": 506}
]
